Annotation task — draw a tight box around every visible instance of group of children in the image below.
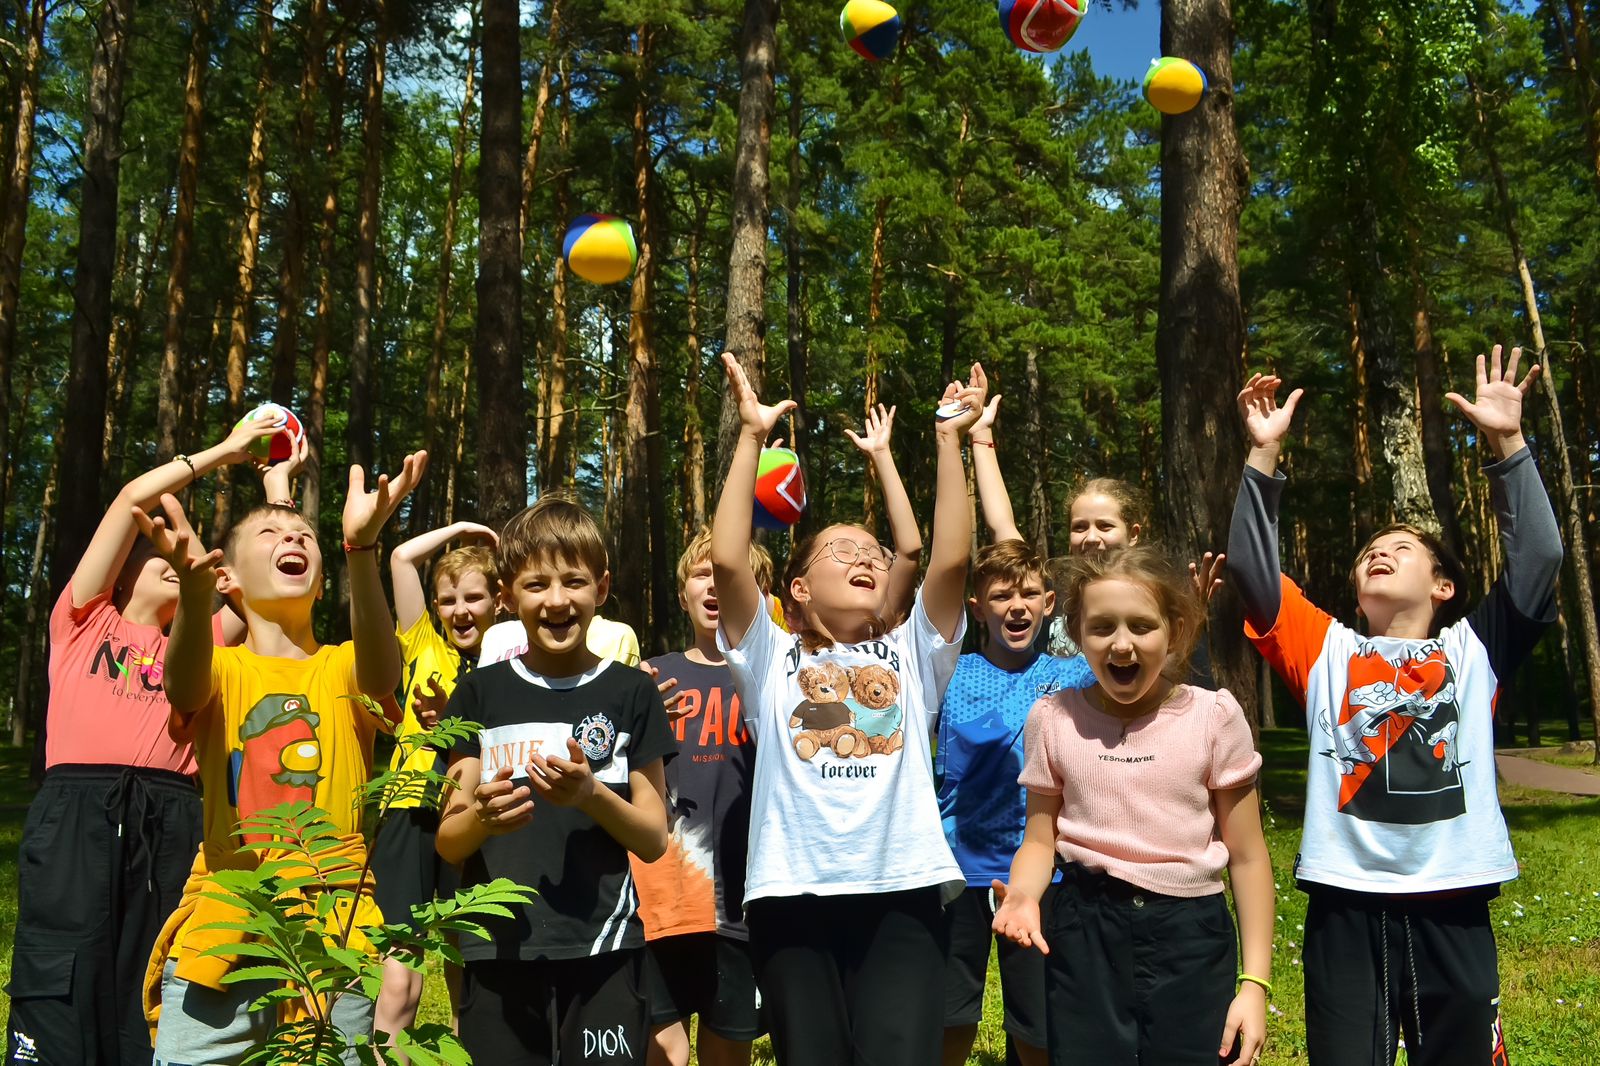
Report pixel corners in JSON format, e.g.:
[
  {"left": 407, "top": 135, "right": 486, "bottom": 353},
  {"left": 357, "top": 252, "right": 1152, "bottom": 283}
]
[{"left": 3, "top": 343, "right": 1559, "bottom": 1066}]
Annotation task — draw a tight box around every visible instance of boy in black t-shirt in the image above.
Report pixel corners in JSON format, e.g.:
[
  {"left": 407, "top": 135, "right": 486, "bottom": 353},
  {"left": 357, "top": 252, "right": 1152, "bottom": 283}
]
[
  {"left": 437, "top": 496, "right": 674, "bottom": 1065},
  {"left": 633, "top": 529, "right": 773, "bottom": 1066}
]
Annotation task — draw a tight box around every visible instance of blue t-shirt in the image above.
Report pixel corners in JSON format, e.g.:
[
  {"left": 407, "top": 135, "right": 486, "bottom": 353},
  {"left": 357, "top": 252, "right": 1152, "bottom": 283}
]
[{"left": 936, "top": 651, "right": 1096, "bottom": 886}]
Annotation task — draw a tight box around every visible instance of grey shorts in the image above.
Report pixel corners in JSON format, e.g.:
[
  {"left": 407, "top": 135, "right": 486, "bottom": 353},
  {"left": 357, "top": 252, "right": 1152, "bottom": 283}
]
[{"left": 151, "top": 958, "right": 375, "bottom": 1066}]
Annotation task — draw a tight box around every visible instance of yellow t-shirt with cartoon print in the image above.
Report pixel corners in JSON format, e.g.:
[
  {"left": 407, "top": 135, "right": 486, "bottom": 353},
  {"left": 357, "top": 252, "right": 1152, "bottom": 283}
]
[
  {"left": 387, "top": 614, "right": 470, "bottom": 808},
  {"left": 189, "top": 642, "right": 384, "bottom": 851}
]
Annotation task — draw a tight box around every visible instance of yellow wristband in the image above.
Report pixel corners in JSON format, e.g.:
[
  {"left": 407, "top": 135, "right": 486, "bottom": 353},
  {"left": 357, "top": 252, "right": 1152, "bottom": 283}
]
[{"left": 1237, "top": 973, "right": 1272, "bottom": 996}]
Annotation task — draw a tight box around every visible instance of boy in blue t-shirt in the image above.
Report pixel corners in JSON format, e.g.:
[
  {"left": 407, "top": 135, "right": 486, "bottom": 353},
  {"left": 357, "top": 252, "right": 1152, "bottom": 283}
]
[{"left": 937, "top": 539, "right": 1093, "bottom": 1066}]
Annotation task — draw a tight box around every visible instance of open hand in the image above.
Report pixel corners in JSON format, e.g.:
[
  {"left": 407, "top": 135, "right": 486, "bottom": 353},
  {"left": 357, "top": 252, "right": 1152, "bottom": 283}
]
[
  {"left": 410, "top": 673, "right": 448, "bottom": 729},
  {"left": 990, "top": 879, "right": 1049, "bottom": 954},
  {"left": 342, "top": 451, "right": 428, "bottom": 548},
  {"left": 845, "top": 404, "right": 897, "bottom": 457},
  {"left": 217, "top": 412, "right": 288, "bottom": 466},
  {"left": 260, "top": 432, "right": 310, "bottom": 504},
  {"left": 1190, "top": 552, "right": 1226, "bottom": 605},
  {"left": 1237, "top": 374, "right": 1303, "bottom": 450},
  {"left": 528, "top": 738, "right": 598, "bottom": 808},
  {"left": 722, "top": 352, "right": 796, "bottom": 439},
  {"left": 641, "top": 662, "right": 684, "bottom": 718},
  {"left": 131, "top": 493, "right": 222, "bottom": 587},
  {"left": 473, "top": 765, "right": 533, "bottom": 833},
  {"left": 1445, "top": 344, "right": 1538, "bottom": 459}
]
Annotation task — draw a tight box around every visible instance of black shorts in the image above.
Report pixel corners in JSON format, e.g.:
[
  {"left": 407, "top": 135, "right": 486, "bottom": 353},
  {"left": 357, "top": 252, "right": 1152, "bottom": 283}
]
[
  {"left": 5, "top": 764, "right": 202, "bottom": 1066},
  {"left": 944, "top": 884, "right": 1049, "bottom": 1048},
  {"left": 642, "top": 931, "right": 763, "bottom": 1040},
  {"left": 460, "top": 951, "right": 649, "bottom": 1066},
  {"left": 1302, "top": 884, "right": 1507, "bottom": 1066},
  {"left": 370, "top": 806, "right": 458, "bottom": 931},
  {"left": 1044, "top": 864, "right": 1239, "bottom": 1065}
]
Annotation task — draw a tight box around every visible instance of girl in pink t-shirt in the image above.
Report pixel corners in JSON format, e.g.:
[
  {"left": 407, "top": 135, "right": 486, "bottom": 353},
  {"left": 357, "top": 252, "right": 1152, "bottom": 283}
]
[{"left": 993, "top": 546, "right": 1275, "bottom": 1066}]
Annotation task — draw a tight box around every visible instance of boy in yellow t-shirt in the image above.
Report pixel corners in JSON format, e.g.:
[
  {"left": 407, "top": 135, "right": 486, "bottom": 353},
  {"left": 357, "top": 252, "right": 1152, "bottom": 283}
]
[
  {"left": 372, "top": 520, "right": 499, "bottom": 1037},
  {"left": 135, "top": 455, "right": 425, "bottom": 1066}
]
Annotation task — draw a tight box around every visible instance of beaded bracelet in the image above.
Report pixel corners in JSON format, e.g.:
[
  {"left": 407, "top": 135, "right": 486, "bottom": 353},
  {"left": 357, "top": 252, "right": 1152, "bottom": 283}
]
[
  {"left": 343, "top": 541, "right": 378, "bottom": 554},
  {"left": 174, "top": 454, "right": 197, "bottom": 484}
]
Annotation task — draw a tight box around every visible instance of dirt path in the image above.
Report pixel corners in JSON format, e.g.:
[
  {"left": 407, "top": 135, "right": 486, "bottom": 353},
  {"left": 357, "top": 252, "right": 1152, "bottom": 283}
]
[{"left": 1495, "top": 752, "right": 1600, "bottom": 797}]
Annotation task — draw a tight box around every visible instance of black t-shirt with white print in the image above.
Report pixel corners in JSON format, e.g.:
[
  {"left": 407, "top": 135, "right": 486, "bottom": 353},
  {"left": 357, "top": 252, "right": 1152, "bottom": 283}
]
[{"left": 446, "top": 657, "right": 676, "bottom": 961}]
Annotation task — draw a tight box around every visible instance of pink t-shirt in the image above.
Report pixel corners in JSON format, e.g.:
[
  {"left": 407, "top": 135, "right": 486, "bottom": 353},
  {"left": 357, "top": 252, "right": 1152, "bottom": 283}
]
[
  {"left": 1018, "top": 683, "right": 1261, "bottom": 898},
  {"left": 44, "top": 583, "right": 214, "bottom": 774}
]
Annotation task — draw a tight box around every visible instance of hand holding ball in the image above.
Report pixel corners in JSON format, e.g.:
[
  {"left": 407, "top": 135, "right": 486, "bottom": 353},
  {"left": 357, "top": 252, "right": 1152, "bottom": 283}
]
[
  {"left": 998, "top": 0, "right": 1087, "bottom": 54},
  {"left": 1143, "top": 57, "right": 1208, "bottom": 115},
  {"left": 235, "top": 403, "right": 305, "bottom": 464},
  {"left": 841, "top": 0, "right": 900, "bottom": 61},
  {"left": 562, "top": 214, "right": 638, "bottom": 285},
  {"left": 754, "top": 448, "right": 807, "bottom": 530}
]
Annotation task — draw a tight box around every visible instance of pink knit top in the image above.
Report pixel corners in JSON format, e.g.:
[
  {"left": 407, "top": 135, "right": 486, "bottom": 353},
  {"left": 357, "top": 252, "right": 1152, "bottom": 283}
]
[{"left": 1018, "top": 684, "right": 1261, "bottom": 898}]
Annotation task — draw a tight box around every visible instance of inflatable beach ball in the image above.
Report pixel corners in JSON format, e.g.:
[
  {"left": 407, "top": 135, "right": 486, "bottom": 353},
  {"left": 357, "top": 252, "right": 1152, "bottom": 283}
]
[
  {"left": 562, "top": 214, "right": 638, "bottom": 285},
  {"left": 236, "top": 402, "right": 305, "bottom": 464},
  {"left": 1143, "top": 57, "right": 1208, "bottom": 115},
  {"left": 841, "top": 0, "right": 901, "bottom": 61},
  {"left": 998, "top": 0, "right": 1087, "bottom": 54},
  {"left": 754, "top": 447, "right": 807, "bottom": 530}
]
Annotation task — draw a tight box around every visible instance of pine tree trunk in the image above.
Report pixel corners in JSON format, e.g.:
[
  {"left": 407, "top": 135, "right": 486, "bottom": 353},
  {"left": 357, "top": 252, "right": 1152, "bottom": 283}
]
[
  {"left": 103, "top": 198, "right": 170, "bottom": 483},
  {"left": 347, "top": 11, "right": 386, "bottom": 474},
  {"left": 784, "top": 74, "right": 811, "bottom": 502},
  {"left": 0, "top": 0, "right": 49, "bottom": 546},
  {"left": 445, "top": 348, "right": 472, "bottom": 522},
  {"left": 1406, "top": 229, "right": 1463, "bottom": 556},
  {"left": 215, "top": 2, "right": 274, "bottom": 533},
  {"left": 1157, "top": 0, "right": 1257, "bottom": 724},
  {"left": 539, "top": 61, "right": 573, "bottom": 489},
  {"left": 519, "top": 0, "right": 561, "bottom": 251},
  {"left": 474, "top": 0, "right": 527, "bottom": 522},
  {"left": 155, "top": 0, "right": 212, "bottom": 459},
  {"left": 411, "top": 18, "right": 476, "bottom": 535},
  {"left": 715, "top": 0, "right": 779, "bottom": 473},
  {"left": 12, "top": 445, "right": 57, "bottom": 747},
  {"left": 940, "top": 108, "right": 972, "bottom": 389},
  {"left": 1024, "top": 343, "right": 1049, "bottom": 558},
  {"left": 53, "top": 0, "right": 134, "bottom": 599},
  {"left": 1346, "top": 289, "right": 1376, "bottom": 544},
  {"left": 1560, "top": 0, "right": 1600, "bottom": 201},
  {"left": 303, "top": 37, "right": 349, "bottom": 528},
  {"left": 619, "top": 26, "right": 656, "bottom": 636},
  {"left": 683, "top": 199, "right": 709, "bottom": 543},
  {"left": 1474, "top": 82, "right": 1600, "bottom": 759},
  {"left": 1348, "top": 207, "right": 1435, "bottom": 532},
  {"left": 862, "top": 195, "right": 887, "bottom": 528}
]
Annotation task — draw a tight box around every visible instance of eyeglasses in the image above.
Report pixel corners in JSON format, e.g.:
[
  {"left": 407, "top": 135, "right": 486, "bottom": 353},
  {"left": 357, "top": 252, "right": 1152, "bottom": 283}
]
[{"left": 806, "top": 538, "right": 896, "bottom": 573}]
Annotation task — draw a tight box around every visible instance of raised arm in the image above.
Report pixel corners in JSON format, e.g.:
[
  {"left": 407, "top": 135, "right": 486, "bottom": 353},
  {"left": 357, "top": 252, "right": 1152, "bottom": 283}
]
[
  {"left": 259, "top": 431, "right": 310, "bottom": 508},
  {"left": 923, "top": 369, "right": 984, "bottom": 640},
  {"left": 343, "top": 452, "right": 429, "bottom": 697},
  {"left": 133, "top": 494, "right": 223, "bottom": 716},
  {"left": 1227, "top": 374, "right": 1303, "bottom": 632},
  {"left": 967, "top": 375, "right": 1023, "bottom": 544},
  {"left": 390, "top": 522, "right": 499, "bottom": 632},
  {"left": 710, "top": 353, "right": 796, "bottom": 647},
  {"left": 846, "top": 404, "right": 922, "bottom": 625},
  {"left": 73, "top": 414, "right": 280, "bottom": 607}
]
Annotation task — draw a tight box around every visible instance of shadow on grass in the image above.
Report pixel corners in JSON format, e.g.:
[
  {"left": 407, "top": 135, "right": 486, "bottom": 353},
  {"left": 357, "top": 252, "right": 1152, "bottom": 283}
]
[{"left": 1259, "top": 728, "right": 1309, "bottom": 820}]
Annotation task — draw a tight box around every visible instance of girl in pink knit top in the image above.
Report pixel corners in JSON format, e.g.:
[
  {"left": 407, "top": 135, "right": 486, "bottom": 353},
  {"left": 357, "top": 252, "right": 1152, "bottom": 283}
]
[{"left": 993, "top": 546, "right": 1276, "bottom": 1065}]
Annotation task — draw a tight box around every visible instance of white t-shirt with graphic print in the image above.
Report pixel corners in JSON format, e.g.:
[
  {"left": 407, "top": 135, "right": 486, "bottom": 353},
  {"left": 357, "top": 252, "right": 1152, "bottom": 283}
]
[{"left": 720, "top": 588, "right": 967, "bottom": 905}]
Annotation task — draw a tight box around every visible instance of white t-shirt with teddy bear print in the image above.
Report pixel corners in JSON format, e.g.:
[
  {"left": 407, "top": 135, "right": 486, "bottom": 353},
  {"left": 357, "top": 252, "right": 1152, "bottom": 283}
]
[{"left": 720, "top": 588, "right": 967, "bottom": 906}]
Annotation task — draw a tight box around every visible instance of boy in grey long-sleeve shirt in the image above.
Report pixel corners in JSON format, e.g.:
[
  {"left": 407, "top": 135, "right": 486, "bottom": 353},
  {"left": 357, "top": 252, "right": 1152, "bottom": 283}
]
[{"left": 1226, "top": 346, "right": 1561, "bottom": 1066}]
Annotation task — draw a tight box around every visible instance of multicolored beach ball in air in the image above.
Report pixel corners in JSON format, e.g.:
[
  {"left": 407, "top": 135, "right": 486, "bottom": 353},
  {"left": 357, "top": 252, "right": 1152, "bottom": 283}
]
[
  {"left": 1143, "top": 57, "right": 1208, "bottom": 115},
  {"left": 754, "top": 447, "right": 807, "bottom": 530},
  {"left": 235, "top": 402, "right": 305, "bottom": 464},
  {"left": 562, "top": 214, "right": 638, "bottom": 285},
  {"left": 840, "top": 0, "right": 901, "bottom": 61},
  {"left": 997, "top": 0, "right": 1087, "bottom": 54}
]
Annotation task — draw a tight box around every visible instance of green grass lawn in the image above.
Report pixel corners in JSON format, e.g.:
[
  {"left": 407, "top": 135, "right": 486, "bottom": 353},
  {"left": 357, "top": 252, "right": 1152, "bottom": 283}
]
[{"left": 1, "top": 733, "right": 1597, "bottom": 1064}]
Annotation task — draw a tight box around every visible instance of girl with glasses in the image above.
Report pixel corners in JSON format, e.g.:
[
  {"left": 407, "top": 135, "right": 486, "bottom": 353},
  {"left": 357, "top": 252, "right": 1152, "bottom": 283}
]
[{"left": 710, "top": 352, "right": 983, "bottom": 1066}]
